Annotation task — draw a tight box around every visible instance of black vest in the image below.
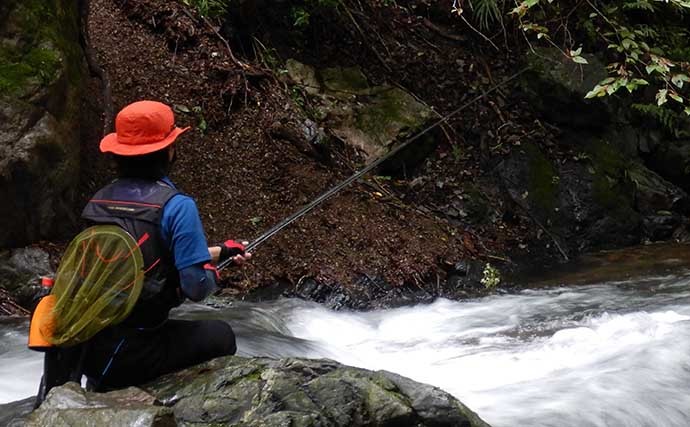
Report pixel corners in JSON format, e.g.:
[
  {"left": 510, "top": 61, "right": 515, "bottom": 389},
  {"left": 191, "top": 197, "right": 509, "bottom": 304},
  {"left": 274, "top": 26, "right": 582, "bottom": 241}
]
[{"left": 81, "top": 178, "right": 182, "bottom": 327}]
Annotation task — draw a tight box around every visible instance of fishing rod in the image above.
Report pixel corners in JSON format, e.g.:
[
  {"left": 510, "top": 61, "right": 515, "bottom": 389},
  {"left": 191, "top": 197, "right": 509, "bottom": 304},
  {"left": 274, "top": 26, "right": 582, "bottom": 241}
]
[{"left": 218, "top": 68, "right": 528, "bottom": 271}]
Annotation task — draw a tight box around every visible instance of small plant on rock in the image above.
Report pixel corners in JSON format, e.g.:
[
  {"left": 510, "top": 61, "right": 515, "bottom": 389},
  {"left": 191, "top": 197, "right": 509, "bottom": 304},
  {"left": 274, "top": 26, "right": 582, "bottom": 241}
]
[{"left": 481, "top": 263, "right": 501, "bottom": 289}]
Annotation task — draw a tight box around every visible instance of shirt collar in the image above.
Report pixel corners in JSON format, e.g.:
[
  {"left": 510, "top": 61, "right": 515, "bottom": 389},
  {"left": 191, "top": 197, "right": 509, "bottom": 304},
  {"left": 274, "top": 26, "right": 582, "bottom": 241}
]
[{"left": 161, "top": 176, "right": 177, "bottom": 189}]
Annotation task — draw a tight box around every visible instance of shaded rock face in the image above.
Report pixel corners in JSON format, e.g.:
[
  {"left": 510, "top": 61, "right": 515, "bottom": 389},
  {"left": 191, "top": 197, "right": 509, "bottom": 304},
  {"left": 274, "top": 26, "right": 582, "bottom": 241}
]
[
  {"left": 512, "top": 48, "right": 690, "bottom": 255},
  {"left": 645, "top": 138, "right": 690, "bottom": 193},
  {"left": 0, "top": 246, "right": 52, "bottom": 308},
  {"left": 284, "top": 60, "right": 436, "bottom": 174},
  {"left": 29, "top": 356, "right": 491, "bottom": 427},
  {"left": 0, "top": 0, "right": 85, "bottom": 248},
  {"left": 521, "top": 47, "right": 610, "bottom": 130},
  {"left": 498, "top": 141, "right": 689, "bottom": 255}
]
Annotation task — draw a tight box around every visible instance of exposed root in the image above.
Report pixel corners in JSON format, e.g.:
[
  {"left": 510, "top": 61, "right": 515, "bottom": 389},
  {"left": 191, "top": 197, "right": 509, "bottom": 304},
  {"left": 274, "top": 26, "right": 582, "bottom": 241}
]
[{"left": 79, "top": 0, "right": 114, "bottom": 134}]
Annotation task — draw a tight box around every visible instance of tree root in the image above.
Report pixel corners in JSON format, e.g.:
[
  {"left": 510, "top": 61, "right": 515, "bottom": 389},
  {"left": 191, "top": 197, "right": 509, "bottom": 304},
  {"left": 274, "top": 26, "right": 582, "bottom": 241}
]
[{"left": 78, "top": 0, "right": 114, "bottom": 135}]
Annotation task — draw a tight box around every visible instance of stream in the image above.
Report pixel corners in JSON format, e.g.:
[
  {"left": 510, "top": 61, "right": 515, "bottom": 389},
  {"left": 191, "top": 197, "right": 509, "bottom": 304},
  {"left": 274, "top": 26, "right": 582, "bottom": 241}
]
[{"left": 2, "top": 244, "right": 690, "bottom": 426}]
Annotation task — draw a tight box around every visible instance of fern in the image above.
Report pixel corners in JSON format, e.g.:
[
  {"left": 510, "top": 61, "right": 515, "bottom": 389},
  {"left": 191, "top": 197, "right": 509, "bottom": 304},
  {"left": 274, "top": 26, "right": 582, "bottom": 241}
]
[
  {"left": 632, "top": 103, "right": 690, "bottom": 138},
  {"left": 470, "top": 0, "right": 503, "bottom": 30},
  {"left": 633, "top": 24, "right": 659, "bottom": 39},
  {"left": 623, "top": 0, "right": 656, "bottom": 11},
  {"left": 181, "top": 0, "right": 230, "bottom": 17}
]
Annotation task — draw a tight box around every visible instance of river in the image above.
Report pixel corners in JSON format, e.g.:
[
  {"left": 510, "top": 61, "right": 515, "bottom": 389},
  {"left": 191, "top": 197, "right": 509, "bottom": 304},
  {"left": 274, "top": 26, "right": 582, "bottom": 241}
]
[{"left": 2, "top": 244, "right": 690, "bottom": 426}]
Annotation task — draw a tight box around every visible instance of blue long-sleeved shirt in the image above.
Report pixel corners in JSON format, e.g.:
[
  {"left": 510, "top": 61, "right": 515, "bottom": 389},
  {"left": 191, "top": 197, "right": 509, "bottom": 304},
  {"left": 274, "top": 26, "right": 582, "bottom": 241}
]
[{"left": 159, "top": 178, "right": 217, "bottom": 301}]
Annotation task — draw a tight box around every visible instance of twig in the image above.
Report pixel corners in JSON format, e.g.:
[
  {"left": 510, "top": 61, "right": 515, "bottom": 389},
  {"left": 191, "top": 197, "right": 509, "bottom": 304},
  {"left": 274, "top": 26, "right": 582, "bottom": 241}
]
[
  {"left": 486, "top": 254, "right": 512, "bottom": 263},
  {"left": 422, "top": 18, "right": 465, "bottom": 42},
  {"left": 341, "top": 3, "right": 392, "bottom": 72},
  {"left": 200, "top": 16, "right": 250, "bottom": 106},
  {"left": 460, "top": 15, "right": 499, "bottom": 51},
  {"left": 0, "top": 289, "right": 29, "bottom": 316}
]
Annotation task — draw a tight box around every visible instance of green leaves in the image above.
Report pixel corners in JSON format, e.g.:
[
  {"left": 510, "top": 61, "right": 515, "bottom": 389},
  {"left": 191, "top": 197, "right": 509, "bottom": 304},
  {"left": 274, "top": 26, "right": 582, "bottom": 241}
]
[
  {"left": 507, "top": 0, "right": 690, "bottom": 114},
  {"left": 646, "top": 55, "right": 674, "bottom": 75},
  {"left": 585, "top": 77, "right": 648, "bottom": 98},
  {"left": 510, "top": 0, "right": 541, "bottom": 17},
  {"left": 669, "top": 92, "right": 684, "bottom": 103},
  {"left": 569, "top": 48, "right": 588, "bottom": 64},
  {"left": 671, "top": 74, "right": 689, "bottom": 88},
  {"left": 656, "top": 88, "right": 668, "bottom": 106}
]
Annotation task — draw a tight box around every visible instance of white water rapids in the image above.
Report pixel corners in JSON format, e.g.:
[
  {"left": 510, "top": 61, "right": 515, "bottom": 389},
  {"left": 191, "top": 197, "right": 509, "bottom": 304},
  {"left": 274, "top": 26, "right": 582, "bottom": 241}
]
[{"left": 2, "top": 269, "right": 690, "bottom": 426}]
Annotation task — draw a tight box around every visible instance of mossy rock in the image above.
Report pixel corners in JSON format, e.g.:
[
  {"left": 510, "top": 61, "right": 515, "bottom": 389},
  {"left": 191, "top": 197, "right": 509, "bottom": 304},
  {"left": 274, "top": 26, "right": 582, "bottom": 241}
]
[
  {"left": 20, "top": 356, "right": 493, "bottom": 426},
  {"left": 141, "top": 356, "right": 492, "bottom": 426},
  {"left": 321, "top": 66, "right": 372, "bottom": 97},
  {"left": 0, "top": 0, "right": 82, "bottom": 98},
  {"left": 27, "top": 383, "right": 175, "bottom": 427},
  {"left": 0, "top": 0, "right": 84, "bottom": 248},
  {"left": 524, "top": 143, "right": 559, "bottom": 214},
  {"left": 498, "top": 140, "right": 646, "bottom": 254},
  {"left": 285, "top": 60, "right": 436, "bottom": 172}
]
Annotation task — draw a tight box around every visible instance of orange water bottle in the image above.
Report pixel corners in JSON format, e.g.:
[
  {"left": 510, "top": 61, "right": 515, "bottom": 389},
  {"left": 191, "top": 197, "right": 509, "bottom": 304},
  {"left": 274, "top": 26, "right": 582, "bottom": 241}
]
[{"left": 28, "top": 276, "right": 56, "bottom": 351}]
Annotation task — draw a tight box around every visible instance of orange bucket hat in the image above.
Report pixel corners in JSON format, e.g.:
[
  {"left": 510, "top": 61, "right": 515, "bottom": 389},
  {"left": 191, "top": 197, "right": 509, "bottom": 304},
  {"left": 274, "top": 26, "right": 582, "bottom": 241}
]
[{"left": 100, "top": 100, "right": 190, "bottom": 156}]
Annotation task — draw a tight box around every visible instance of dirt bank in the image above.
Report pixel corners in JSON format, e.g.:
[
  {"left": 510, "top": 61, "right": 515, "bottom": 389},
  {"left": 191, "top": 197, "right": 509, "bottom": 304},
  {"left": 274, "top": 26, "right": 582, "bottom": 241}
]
[{"left": 82, "top": 0, "right": 484, "bottom": 303}]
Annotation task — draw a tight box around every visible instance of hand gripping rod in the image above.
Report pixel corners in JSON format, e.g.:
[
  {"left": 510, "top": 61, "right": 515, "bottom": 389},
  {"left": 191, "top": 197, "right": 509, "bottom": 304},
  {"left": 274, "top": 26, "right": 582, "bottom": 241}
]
[{"left": 218, "top": 68, "right": 528, "bottom": 271}]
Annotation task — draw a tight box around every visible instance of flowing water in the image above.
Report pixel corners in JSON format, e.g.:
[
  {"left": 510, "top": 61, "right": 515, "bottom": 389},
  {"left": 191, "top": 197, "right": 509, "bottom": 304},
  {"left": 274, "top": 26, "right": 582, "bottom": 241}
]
[{"left": 2, "top": 244, "right": 690, "bottom": 426}]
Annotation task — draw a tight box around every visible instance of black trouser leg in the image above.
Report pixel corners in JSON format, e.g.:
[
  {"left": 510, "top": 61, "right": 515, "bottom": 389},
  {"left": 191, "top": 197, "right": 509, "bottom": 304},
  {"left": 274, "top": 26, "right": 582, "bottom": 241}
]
[
  {"left": 35, "top": 345, "right": 88, "bottom": 408},
  {"left": 84, "top": 319, "right": 236, "bottom": 390}
]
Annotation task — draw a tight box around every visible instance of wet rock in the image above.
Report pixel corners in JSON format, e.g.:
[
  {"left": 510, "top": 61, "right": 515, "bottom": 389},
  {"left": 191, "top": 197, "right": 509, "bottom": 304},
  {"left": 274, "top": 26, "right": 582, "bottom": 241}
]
[
  {"left": 625, "top": 162, "right": 689, "bottom": 215},
  {"left": 16, "top": 356, "right": 492, "bottom": 426},
  {"left": 143, "top": 356, "right": 491, "bottom": 426},
  {"left": 0, "top": 396, "right": 34, "bottom": 427},
  {"left": 291, "top": 277, "right": 355, "bottom": 310},
  {"left": 0, "top": 0, "right": 85, "bottom": 248},
  {"left": 643, "top": 214, "right": 684, "bottom": 242},
  {"left": 27, "top": 383, "right": 174, "bottom": 427},
  {"left": 446, "top": 260, "right": 487, "bottom": 294},
  {"left": 0, "top": 246, "right": 52, "bottom": 308}
]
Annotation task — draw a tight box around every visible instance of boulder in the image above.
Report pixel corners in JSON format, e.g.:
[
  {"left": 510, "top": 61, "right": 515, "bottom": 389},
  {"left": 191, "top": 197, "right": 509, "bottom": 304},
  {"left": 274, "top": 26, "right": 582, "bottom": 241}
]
[
  {"left": 30, "top": 356, "right": 491, "bottom": 427},
  {"left": 285, "top": 60, "right": 436, "bottom": 173},
  {"left": 27, "top": 383, "right": 175, "bottom": 427},
  {"left": 0, "top": 396, "right": 35, "bottom": 427},
  {"left": 0, "top": 246, "right": 52, "bottom": 308},
  {"left": 0, "top": 0, "right": 85, "bottom": 248},
  {"left": 496, "top": 139, "right": 689, "bottom": 255},
  {"left": 645, "top": 138, "right": 690, "bottom": 192}
]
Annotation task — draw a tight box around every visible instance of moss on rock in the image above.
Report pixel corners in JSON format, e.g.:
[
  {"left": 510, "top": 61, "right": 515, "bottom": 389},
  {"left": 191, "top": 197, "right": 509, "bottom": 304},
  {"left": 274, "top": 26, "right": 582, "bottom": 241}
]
[
  {"left": 0, "top": 0, "right": 82, "bottom": 98},
  {"left": 584, "top": 139, "right": 636, "bottom": 217},
  {"left": 524, "top": 143, "right": 558, "bottom": 215},
  {"left": 321, "top": 66, "right": 371, "bottom": 96}
]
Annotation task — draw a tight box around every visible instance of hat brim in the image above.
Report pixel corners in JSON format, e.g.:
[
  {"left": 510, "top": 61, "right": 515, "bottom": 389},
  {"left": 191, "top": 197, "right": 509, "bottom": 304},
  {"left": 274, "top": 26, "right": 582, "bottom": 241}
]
[{"left": 100, "top": 126, "right": 190, "bottom": 156}]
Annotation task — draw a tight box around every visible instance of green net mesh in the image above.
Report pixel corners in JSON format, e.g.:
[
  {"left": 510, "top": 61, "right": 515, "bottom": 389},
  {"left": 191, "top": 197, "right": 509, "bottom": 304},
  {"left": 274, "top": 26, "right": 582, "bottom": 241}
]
[{"left": 50, "top": 225, "right": 145, "bottom": 346}]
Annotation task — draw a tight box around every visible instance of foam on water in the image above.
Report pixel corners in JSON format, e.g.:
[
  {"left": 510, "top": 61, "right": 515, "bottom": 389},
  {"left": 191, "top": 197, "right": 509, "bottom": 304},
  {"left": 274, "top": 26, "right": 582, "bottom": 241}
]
[
  {"left": 283, "top": 277, "right": 690, "bottom": 427},
  {"left": 0, "top": 321, "right": 42, "bottom": 404}
]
